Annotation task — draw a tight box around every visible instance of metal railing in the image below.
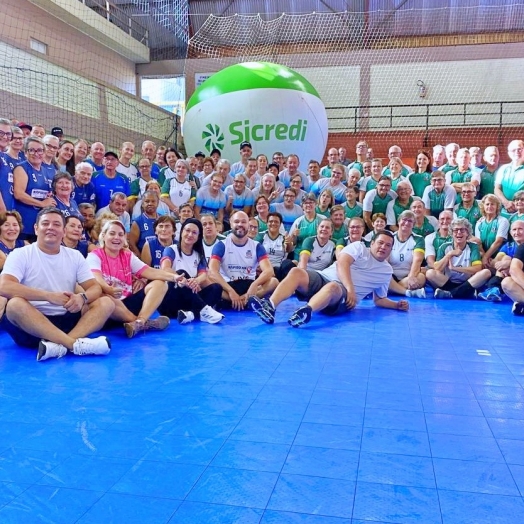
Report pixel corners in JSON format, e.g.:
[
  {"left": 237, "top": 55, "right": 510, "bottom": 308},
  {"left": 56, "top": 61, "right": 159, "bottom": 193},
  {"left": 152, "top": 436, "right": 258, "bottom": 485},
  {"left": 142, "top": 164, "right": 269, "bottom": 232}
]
[
  {"left": 326, "top": 101, "right": 524, "bottom": 133},
  {"left": 79, "top": 0, "right": 149, "bottom": 46}
]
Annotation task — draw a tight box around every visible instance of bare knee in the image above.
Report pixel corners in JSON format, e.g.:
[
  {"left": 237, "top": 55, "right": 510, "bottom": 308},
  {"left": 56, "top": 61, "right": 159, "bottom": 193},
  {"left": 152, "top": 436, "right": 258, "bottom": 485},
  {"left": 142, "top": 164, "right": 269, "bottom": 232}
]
[
  {"left": 501, "top": 276, "right": 515, "bottom": 293},
  {"left": 5, "top": 297, "right": 32, "bottom": 320},
  {"left": 89, "top": 296, "right": 115, "bottom": 316}
]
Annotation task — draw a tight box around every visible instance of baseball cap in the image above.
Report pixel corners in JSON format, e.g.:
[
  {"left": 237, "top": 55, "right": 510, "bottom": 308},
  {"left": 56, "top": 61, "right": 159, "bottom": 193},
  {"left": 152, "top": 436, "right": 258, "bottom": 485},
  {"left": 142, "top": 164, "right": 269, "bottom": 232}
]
[
  {"left": 210, "top": 148, "right": 221, "bottom": 157},
  {"left": 51, "top": 126, "right": 63, "bottom": 137},
  {"left": 18, "top": 122, "right": 32, "bottom": 131},
  {"left": 104, "top": 151, "right": 119, "bottom": 160},
  {"left": 240, "top": 141, "right": 252, "bottom": 150},
  {"left": 194, "top": 151, "right": 205, "bottom": 158}
]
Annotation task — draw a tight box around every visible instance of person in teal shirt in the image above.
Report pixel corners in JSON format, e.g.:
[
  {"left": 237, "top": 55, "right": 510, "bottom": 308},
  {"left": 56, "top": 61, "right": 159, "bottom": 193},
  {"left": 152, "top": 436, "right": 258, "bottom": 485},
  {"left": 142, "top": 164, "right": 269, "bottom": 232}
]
[
  {"left": 407, "top": 149, "right": 432, "bottom": 197},
  {"left": 454, "top": 183, "right": 482, "bottom": 231},
  {"left": 495, "top": 139, "right": 524, "bottom": 215},
  {"left": 478, "top": 146, "right": 500, "bottom": 199}
]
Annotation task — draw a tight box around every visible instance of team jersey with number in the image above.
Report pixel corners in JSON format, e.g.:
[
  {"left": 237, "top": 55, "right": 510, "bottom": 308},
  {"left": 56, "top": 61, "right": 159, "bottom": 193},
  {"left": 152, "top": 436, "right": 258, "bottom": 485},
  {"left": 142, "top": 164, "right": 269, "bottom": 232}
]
[
  {"left": 161, "top": 244, "right": 206, "bottom": 278},
  {"left": 436, "top": 241, "right": 482, "bottom": 283},
  {"left": 389, "top": 232, "right": 425, "bottom": 278}
]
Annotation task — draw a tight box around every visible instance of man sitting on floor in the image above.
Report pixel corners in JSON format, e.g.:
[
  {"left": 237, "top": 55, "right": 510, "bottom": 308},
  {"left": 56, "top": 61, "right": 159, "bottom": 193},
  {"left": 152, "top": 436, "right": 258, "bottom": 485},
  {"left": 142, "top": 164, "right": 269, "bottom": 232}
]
[{"left": 0, "top": 207, "right": 115, "bottom": 361}]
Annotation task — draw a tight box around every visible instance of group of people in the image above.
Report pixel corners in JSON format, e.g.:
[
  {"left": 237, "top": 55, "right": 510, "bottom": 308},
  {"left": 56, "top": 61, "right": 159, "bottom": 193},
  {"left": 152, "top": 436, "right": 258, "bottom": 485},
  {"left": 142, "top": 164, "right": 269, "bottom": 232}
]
[{"left": 1, "top": 116, "right": 524, "bottom": 362}]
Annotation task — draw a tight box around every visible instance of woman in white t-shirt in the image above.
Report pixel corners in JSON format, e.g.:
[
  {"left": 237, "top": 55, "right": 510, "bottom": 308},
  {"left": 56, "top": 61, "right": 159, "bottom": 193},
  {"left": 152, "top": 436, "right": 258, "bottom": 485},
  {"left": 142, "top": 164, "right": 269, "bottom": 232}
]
[{"left": 87, "top": 220, "right": 179, "bottom": 338}]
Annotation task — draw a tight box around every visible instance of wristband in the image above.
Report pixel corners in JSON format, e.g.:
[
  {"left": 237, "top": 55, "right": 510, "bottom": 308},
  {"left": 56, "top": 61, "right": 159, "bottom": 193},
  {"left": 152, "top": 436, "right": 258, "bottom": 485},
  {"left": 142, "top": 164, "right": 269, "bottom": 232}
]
[{"left": 80, "top": 292, "right": 88, "bottom": 304}]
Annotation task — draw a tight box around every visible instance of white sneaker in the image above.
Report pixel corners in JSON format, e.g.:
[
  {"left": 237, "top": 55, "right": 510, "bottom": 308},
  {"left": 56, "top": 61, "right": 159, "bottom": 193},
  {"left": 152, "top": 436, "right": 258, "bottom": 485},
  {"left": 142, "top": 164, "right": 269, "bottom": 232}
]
[
  {"left": 37, "top": 340, "right": 68, "bottom": 362},
  {"left": 406, "top": 288, "right": 426, "bottom": 299},
  {"left": 177, "top": 310, "right": 195, "bottom": 324},
  {"left": 199, "top": 305, "right": 224, "bottom": 324},
  {"left": 72, "top": 336, "right": 111, "bottom": 356}
]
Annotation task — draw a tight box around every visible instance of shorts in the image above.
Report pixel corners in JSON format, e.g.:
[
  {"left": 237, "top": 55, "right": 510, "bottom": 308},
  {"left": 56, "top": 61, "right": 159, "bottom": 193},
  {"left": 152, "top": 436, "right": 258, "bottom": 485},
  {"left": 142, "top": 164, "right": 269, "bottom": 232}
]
[
  {"left": 228, "top": 279, "right": 254, "bottom": 296},
  {"left": 4, "top": 311, "right": 82, "bottom": 349},
  {"left": 296, "top": 270, "right": 347, "bottom": 315}
]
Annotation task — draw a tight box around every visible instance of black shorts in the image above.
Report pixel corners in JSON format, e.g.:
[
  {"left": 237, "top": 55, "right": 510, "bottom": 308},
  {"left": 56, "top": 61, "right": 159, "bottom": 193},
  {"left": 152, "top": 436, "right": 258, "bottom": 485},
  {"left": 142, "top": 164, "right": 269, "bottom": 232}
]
[
  {"left": 296, "top": 270, "right": 347, "bottom": 315},
  {"left": 4, "top": 311, "right": 82, "bottom": 349},
  {"left": 228, "top": 279, "right": 254, "bottom": 296}
]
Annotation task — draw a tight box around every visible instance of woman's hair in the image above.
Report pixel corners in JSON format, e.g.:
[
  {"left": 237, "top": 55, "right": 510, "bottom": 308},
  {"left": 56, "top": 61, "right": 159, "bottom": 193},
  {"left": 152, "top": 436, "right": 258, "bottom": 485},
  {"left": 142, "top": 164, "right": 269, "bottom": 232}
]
[
  {"left": 163, "top": 147, "right": 182, "bottom": 165},
  {"left": 480, "top": 194, "right": 502, "bottom": 217},
  {"left": 177, "top": 218, "right": 205, "bottom": 262},
  {"left": 398, "top": 209, "right": 416, "bottom": 223},
  {"left": 0, "top": 210, "right": 23, "bottom": 231},
  {"left": 99, "top": 220, "right": 127, "bottom": 248},
  {"left": 203, "top": 156, "right": 215, "bottom": 168},
  {"left": 255, "top": 195, "right": 270, "bottom": 210},
  {"left": 58, "top": 140, "right": 76, "bottom": 176},
  {"left": 319, "top": 189, "right": 335, "bottom": 208},
  {"left": 154, "top": 214, "right": 177, "bottom": 231},
  {"left": 371, "top": 212, "right": 386, "bottom": 224},
  {"left": 52, "top": 171, "right": 74, "bottom": 193},
  {"left": 415, "top": 149, "right": 432, "bottom": 173},
  {"left": 24, "top": 136, "right": 45, "bottom": 151},
  {"left": 92, "top": 212, "right": 119, "bottom": 240},
  {"left": 175, "top": 159, "right": 190, "bottom": 172}
]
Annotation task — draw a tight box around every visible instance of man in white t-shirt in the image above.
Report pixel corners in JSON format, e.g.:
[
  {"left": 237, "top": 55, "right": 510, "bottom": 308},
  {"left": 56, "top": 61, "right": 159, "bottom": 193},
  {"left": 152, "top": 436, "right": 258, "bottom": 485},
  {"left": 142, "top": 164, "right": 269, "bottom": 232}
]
[
  {"left": 250, "top": 230, "right": 408, "bottom": 326},
  {"left": 0, "top": 207, "right": 115, "bottom": 361}
]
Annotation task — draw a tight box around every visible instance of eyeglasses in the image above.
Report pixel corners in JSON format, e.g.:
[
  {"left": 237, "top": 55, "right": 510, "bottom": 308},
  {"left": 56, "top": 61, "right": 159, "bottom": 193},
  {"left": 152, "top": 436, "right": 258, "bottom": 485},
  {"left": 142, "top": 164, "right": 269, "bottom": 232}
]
[
  {"left": 248, "top": 225, "right": 258, "bottom": 230},
  {"left": 400, "top": 218, "right": 415, "bottom": 224},
  {"left": 452, "top": 228, "right": 467, "bottom": 233},
  {"left": 0, "top": 131, "right": 13, "bottom": 139},
  {"left": 284, "top": 194, "right": 295, "bottom": 198},
  {"left": 45, "top": 144, "right": 59, "bottom": 150},
  {"left": 138, "top": 165, "right": 151, "bottom": 169},
  {"left": 11, "top": 137, "right": 24, "bottom": 142},
  {"left": 27, "top": 148, "right": 44, "bottom": 154},
  {"left": 349, "top": 225, "right": 364, "bottom": 229},
  {"left": 377, "top": 184, "right": 391, "bottom": 189},
  {"left": 461, "top": 190, "right": 475, "bottom": 194}
]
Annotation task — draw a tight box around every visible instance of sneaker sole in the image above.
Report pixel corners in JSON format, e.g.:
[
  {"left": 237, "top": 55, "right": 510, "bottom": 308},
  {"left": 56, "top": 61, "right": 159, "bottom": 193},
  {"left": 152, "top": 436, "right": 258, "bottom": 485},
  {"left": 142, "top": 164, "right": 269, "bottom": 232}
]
[{"left": 249, "top": 300, "right": 275, "bottom": 324}]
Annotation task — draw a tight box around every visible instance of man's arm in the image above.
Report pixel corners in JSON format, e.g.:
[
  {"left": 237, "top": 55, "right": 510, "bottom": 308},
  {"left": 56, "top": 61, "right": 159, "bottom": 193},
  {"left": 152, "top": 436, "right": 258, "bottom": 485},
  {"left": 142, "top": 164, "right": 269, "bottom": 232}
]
[
  {"left": 336, "top": 251, "right": 357, "bottom": 309},
  {"left": 0, "top": 274, "right": 69, "bottom": 306},
  {"left": 374, "top": 294, "right": 409, "bottom": 311},
  {"left": 246, "top": 257, "right": 274, "bottom": 296},
  {"left": 128, "top": 222, "right": 142, "bottom": 258},
  {"left": 509, "top": 257, "right": 524, "bottom": 289}
]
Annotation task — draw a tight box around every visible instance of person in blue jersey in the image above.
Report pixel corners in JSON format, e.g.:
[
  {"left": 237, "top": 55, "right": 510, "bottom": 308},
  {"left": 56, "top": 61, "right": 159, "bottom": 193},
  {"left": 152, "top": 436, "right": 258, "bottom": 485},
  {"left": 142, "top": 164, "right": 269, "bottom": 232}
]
[
  {"left": 194, "top": 172, "right": 227, "bottom": 227},
  {"left": 201, "top": 158, "right": 234, "bottom": 190},
  {"left": 92, "top": 151, "right": 130, "bottom": 209},
  {"left": 62, "top": 216, "right": 91, "bottom": 257},
  {"left": 0, "top": 118, "right": 15, "bottom": 211},
  {"left": 4, "top": 126, "right": 25, "bottom": 169},
  {"left": 159, "top": 218, "right": 224, "bottom": 324},
  {"left": 30, "top": 124, "right": 46, "bottom": 140},
  {"left": 85, "top": 142, "right": 105, "bottom": 172},
  {"left": 0, "top": 118, "right": 13, "bottom": 155},
  {"left": 41, "top": 135, "right": 59, "bottom": 180},
  {"left": 73, "top": 139, "right": 89, "bottom": 166},
  {"left": 252, "top": 173, "right": 283, "bottom": 204},
  {"left": 307, "top": 159, "right": 321, "bottom": 187},
  {"left": 501, "top": 232, "right": 524, "bottom": 315},
  {"left": 209, "top": 211, "right": 278, "bottom": 310},
  {"left": 128, "top": 191, "right": 160, "bottom": 257},
  {"left": 0, "top": 211, "right": 26, "bottom": 268},
  {"left": 13, "top": 136, "right": 56, "bottom": 241},
  {"left": 311, "top": 164, "right": 347, "bottom": 204},
  {"left": 141, "top": 215, "right": 176, "bottom": 268},
  {"left": 79, "top": 203, "right": 96, "bottom": 243},
  {"left": 270, "top": 188, "right": 304, "bottom": 232},
  {"left": 52, "top": 172, "right": 83, "bottom": 222},
  {"left": 72, "top": 162, "right": 96, "bottom": 207},
  {"left": 477, "top": 220, "right": 524, "bottom": 302},
  {"left": 0, "top": 210, "right": 26, "bottom": 319}
]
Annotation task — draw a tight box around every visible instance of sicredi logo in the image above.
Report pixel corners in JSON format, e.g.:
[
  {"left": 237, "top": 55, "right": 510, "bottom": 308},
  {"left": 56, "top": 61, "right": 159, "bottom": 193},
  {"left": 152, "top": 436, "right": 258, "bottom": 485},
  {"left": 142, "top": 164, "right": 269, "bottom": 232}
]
[
  {"left": 203, "top": 119, "right": 308, "bottom": 151},
  {"left": 184, "top": 62, "right": 328, "bottom": 163}
]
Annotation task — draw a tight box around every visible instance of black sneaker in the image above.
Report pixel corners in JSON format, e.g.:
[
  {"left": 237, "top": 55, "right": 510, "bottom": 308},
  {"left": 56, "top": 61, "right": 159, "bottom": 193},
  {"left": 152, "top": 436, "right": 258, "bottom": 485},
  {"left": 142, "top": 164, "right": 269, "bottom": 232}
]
[
  {"left": 512, "top": 302, "right": 524, "bottom": 316},
  {"left": 288, "top": 305, "right": 312, "bottom": 327},
  {"left": 248, "top": 296, "right": 275, "bottom": 324}
]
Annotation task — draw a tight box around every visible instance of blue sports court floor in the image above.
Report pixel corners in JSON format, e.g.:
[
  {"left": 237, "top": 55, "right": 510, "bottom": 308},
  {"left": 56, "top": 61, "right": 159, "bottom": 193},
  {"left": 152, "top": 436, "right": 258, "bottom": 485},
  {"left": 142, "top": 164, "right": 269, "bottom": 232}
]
[{"left": 1, "top": 296, "right": 524, "bottom": 523}]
